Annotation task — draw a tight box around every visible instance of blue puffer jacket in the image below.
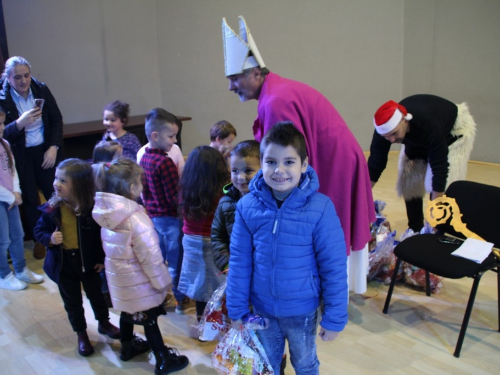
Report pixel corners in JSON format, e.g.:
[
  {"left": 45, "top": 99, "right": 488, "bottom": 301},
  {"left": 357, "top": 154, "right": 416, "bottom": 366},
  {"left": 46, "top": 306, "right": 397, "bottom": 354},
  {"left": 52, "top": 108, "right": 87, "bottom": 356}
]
[{"left": 227, "top": 166, "right": 348, "bottom": 332}]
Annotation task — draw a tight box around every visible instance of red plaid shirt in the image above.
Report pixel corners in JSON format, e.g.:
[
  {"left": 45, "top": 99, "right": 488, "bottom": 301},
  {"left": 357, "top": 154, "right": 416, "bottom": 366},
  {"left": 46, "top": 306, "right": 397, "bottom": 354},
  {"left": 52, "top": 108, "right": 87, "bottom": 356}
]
[{"left": 140, "top": 147, "right": 179, "bottom": 217}]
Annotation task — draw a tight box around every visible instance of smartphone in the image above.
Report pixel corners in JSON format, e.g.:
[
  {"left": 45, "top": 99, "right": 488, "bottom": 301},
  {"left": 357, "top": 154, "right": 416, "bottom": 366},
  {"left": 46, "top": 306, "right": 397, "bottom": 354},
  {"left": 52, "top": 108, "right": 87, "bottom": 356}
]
[
  {"left": 34, "top": 98, "right": 45, "bottom": 110},
  {"left": 438, "top": 236, "right": 462, "bottom": 245}
]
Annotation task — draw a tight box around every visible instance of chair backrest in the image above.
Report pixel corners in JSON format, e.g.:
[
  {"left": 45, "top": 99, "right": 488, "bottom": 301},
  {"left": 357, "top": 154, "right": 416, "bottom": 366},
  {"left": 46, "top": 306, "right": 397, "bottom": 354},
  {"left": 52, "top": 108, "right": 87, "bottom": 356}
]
[{"left": 436, "top": 181, "right": 500, "bottom": 248}]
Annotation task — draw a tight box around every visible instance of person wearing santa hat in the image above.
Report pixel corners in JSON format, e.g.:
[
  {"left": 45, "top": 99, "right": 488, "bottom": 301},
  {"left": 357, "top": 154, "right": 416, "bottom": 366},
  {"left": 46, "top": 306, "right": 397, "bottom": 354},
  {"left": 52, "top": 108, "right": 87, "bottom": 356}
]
[
  {"left": 368, "top": 94, "right": 477, "bottom": 232},
  {"left": 221, "top": 16, "right": 375, "bottom": 296}
]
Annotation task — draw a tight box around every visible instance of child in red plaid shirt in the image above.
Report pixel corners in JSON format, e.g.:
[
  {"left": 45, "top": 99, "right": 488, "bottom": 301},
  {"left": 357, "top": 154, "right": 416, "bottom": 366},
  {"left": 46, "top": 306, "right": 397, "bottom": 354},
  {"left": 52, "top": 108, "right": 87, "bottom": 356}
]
[{"left": 140, "top": 108, "right": 191, "bottom": 314}]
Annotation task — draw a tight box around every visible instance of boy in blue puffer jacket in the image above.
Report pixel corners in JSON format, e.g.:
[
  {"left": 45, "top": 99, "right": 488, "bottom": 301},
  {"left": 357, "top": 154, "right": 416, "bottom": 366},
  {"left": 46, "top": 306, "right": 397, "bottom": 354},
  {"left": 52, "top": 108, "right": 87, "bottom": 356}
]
[{"left": 226, "top": 122, "right": 348, "bottom": 375}]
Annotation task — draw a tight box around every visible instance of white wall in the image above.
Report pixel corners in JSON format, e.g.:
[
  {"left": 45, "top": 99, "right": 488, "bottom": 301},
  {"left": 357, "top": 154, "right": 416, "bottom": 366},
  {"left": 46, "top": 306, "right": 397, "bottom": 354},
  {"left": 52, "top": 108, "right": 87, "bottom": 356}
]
[
  {"left": 403, "top": 0, "right": 500, "bottom": 163},
  {"left": 3, "top": 0, "right": 162, "bottom": 122},
  {"left": 3, "top": 0, "right": 500, "bottom": 162}
]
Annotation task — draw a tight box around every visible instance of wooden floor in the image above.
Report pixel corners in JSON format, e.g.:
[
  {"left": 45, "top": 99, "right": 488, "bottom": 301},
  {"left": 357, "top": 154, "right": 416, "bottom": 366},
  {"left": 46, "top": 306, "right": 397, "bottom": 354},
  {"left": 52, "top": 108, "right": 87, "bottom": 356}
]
[{"left": 1, "top": 152, "right": 499, "bottom": 374}]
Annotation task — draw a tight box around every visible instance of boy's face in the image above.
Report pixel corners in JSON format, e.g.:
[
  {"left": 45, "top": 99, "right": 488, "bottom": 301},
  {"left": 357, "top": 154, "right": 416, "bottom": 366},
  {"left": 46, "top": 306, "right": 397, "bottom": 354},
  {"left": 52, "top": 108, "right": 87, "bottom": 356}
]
[
  {"left": 152, "top": 122, "right": 178, "bottom": 152},
  {"left": 230, "top": 155, "right": 261, "bottom": 195},
  {"left": 214, "top": 133, "right": 236, "bottom": 148},
  {"left": 262, "top": 144, "right": 308, "bottom": 200}
]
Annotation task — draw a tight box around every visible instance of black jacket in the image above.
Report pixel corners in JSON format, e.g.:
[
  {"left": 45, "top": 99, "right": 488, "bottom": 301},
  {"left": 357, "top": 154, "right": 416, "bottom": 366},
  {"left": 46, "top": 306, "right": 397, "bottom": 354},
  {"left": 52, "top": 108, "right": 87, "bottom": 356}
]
[
  {"left": 368, "top": 94, "right": 458, "bottom": 192},
  {"left": 0, "top": 76, "right": 64, "bottom": 174},
  {"left": 34, "top": 202, "right": 105, "bottom": 284},
  {"left": 211, "top": 183, "right": 242, "bottom": 272}
]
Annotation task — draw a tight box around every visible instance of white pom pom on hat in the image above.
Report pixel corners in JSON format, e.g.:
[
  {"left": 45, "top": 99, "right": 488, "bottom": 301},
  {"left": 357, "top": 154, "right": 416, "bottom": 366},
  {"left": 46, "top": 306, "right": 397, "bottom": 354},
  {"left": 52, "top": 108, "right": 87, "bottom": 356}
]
[{"left": 373, "top": 100, "right": 413, "bottom": 135}]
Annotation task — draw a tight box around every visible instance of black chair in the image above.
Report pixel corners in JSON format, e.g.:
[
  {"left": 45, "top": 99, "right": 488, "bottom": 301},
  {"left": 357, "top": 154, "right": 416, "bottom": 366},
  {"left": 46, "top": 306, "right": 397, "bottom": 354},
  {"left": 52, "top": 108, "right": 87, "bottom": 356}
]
[{"left": 383, "top": 180, "right": 500, "bottom": 357}]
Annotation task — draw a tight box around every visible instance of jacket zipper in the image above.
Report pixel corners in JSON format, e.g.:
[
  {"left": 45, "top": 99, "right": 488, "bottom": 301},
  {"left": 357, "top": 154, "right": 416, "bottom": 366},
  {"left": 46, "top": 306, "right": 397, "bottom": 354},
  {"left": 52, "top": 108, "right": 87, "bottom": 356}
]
[
  {"left": 52, "top": 214, "right": 64, "bottom": 274},
  {"left": 76, "top": 214, "right": 85, "bottom": 272}
]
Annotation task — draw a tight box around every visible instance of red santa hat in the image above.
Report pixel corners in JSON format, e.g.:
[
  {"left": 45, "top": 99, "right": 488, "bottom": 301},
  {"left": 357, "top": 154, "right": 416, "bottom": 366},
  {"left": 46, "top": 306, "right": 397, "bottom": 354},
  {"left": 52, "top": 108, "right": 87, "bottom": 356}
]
[{"left": 373, "top": 100, "right": 412, "bottom": 134}]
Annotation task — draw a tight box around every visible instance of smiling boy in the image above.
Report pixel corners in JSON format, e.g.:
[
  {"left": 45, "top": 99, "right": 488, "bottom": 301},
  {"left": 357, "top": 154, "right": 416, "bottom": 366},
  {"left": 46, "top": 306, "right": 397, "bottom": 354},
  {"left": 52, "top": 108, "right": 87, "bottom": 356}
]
[
  {"left": 226, "top": 122, "right": 348, "bottom": 374},
  {"left": 211, "top": 140, "right": 260, "bottom": 272}
]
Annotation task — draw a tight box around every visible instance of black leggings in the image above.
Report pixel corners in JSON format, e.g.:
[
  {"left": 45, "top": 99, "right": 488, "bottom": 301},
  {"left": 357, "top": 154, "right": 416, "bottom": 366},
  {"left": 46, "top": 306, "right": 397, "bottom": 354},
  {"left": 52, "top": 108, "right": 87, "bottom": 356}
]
[
  {"left": 196, "top": 300, "right": 207, "bottom": 317},
  {"left": 120, "top": 314, "right": 165, "bottom": 352}
]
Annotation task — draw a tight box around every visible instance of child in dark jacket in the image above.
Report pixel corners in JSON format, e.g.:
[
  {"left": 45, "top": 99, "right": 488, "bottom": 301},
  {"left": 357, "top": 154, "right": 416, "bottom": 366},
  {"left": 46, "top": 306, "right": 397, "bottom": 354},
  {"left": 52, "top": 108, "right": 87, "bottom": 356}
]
[
  {"left": 211, "top": 140, "right": 260, "bottom": 272},
  {"left": 226, "top": 123, "right": 348, "bottom": 375},
  {"left": 34, "top": 158, "right": 119, "bottom": 357}
]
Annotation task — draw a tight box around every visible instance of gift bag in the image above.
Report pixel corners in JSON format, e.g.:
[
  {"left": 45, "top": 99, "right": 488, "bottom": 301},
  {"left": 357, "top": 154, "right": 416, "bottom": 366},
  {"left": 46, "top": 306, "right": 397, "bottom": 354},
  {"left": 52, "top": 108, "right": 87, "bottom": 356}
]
[
  {"left": 212, "top": 326, "right": 274, "bottom": 375},
  {"left": 199, "top": 281, "right": 230, "bottom": 341},
  {"left": 368, "top": 232, "right": 396, "bottom": 280}
]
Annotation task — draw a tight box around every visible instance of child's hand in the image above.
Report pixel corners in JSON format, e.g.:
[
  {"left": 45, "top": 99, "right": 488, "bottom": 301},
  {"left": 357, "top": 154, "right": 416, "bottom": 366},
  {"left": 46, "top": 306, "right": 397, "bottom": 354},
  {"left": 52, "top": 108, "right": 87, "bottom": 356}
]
[
  {"left": 14, "top": 192, "right": 23, "bottom": 206},
  {"left": 8, "top": 193, "right": 23, "bottom": 210},
  {"left": 50, "top": 228, "right": 63, "bottom": 245},
  {"left": 94, "top": 264, "right": 104, "bottom": 273},
  {"left": 318, "top": 328, "right": 339, "bottom": 342}
]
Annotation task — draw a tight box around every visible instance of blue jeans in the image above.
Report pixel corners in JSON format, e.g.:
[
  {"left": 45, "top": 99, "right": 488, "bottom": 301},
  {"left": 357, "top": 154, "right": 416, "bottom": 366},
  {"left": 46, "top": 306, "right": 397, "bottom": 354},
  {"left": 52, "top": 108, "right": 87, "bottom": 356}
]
[
  {"left": 151, "top": 216, "right": 186, "bottom": 302},
  {"left": 0, "top": 203, "right": 26, "bottom": 278},
  {"left": 254, "top": 308, "right": 320, "bottom": 375}
]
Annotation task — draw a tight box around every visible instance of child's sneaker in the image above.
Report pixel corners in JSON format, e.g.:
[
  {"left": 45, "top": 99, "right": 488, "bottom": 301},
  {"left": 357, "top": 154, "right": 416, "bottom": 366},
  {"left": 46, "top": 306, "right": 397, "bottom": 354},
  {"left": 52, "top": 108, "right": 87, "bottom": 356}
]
[
  {"left": 154, "top": 347, "right": 189, "bottom": 374},
  {"left": 0, "top": 272, "right": 28, "bottom": 291},
  {"left": 16, "top": 267, "right": 44, "bottom": 284},
  {"left": 175, "top": 298, "right": 195, "bottom": 315}
]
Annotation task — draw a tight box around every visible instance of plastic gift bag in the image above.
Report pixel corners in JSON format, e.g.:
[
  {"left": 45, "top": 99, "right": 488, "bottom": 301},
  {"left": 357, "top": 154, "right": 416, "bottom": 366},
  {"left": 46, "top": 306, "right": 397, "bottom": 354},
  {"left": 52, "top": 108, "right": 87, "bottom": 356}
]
[
  {"left": 368, "top": 231, "right": 396, "bottom": 280},
  {"left": 199, "top": 281, "right": 230, "bottom": 342},
  {"left": 212, "top": 318, "right": 274, "bottom": 375},
  {"left": 369, "top": 200, "right": 390, "bottom": 251}
]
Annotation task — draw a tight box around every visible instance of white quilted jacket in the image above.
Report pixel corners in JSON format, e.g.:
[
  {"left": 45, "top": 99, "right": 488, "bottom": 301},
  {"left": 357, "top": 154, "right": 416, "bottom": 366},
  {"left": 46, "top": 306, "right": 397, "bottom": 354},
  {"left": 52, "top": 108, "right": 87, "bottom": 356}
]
[{"left": 92, "top": 192, "right": 171, "bottom": 314}]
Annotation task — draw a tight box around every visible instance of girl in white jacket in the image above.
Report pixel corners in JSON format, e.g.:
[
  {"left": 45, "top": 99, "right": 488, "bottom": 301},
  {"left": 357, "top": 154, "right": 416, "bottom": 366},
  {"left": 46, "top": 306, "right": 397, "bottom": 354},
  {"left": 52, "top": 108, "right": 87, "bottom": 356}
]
[
  {"left": 0, "top": 109, "right": 44, "bottom": 291},
  {"left": 93, "top": 158, "right": 189, "bottom": 374}
]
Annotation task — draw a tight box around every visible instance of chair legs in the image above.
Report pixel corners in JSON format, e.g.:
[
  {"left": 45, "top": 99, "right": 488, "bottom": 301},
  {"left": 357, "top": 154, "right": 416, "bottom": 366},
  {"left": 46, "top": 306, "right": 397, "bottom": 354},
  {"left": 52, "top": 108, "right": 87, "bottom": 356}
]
[
  {"left": 383, "top": 258, "right": 402, "bottom": 314},
  {"left": 454, "top": 275, "right": 482, "bottom": 358},
  {"left": 497, "top": 267, "right": 500, "bottom": 333},
  {"left": 425, "top": 270, "right": 431, "bottom": 296}
]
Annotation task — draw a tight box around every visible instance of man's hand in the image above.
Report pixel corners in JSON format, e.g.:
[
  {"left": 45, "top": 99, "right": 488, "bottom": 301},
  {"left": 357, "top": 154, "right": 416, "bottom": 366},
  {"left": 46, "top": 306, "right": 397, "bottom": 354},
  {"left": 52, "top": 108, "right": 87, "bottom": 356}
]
[
  {"left": 318, "top": 328, "right": 339, "bottom": 342},
  {"left": 431, "top": 191, "right": 444, "bottom": 200},
  {"left": 42, "top": 146, "right": 58, "bottom": 169}
]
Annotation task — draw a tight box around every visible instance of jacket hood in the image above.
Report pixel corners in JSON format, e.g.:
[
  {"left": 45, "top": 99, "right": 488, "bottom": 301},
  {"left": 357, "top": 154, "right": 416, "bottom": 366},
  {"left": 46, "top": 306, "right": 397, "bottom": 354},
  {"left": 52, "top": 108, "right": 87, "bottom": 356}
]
[
  {"left": 92, "top": 192, "right": 143, "bottom": 230},
  {"left": 249, "top": 165, "right": 320, "bottom": 206}
]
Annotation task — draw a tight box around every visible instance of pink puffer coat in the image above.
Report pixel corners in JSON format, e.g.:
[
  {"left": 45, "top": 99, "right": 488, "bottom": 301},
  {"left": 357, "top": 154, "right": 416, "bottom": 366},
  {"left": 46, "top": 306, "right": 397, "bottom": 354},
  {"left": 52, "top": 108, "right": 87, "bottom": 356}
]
[{"left": 92, "top": 192, "right": 171, "bottom": 314}]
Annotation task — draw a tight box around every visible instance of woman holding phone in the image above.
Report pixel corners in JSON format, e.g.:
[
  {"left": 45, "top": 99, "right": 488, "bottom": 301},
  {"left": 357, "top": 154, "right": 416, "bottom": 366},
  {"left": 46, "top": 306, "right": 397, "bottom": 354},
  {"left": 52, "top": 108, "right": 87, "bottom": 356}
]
[{"left": 0, "top": 56, "right": 64, "bottom": 259}]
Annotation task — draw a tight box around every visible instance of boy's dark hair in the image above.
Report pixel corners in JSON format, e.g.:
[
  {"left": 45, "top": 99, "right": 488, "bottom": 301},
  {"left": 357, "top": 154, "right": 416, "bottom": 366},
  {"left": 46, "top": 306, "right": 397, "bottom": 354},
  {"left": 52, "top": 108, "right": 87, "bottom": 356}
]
[
  {"left": 230, "top": 140, "right": 260, "bottom": 159},
  {"left": 145, "top": 108, "right": 178, "bottom": 141},
  {"left": 210, "top": 120, "right": 237, "bottom": 141},
  {"left": 178, "top": 146, "right": 230, "bottom": 221},
  {"left": 103, "top": 100, "right": 129, "bottom": 125},
  {"left": 92, "top": 140, "right": 122, "bottom": 163},
  {"left": 49, "top": 158, "right": 95, "bottom": 214},
  {"left": 260, "top": 122, "right": 307, "bottom": 162}
]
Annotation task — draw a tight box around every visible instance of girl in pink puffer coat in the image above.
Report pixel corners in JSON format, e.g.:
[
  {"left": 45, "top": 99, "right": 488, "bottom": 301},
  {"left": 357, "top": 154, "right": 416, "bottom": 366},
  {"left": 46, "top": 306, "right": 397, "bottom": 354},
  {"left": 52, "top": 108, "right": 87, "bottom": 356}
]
[{"left": 92, "top": 158, "right": 189, "bottom": 374}]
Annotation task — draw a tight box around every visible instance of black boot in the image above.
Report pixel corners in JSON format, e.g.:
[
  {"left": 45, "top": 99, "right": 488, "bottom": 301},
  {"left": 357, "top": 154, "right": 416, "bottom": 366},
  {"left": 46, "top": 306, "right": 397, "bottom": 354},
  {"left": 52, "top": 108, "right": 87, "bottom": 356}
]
[
  {"left": 77, "top": 330, "right": 94, "bottom": 357},
  {"left": 154, "top": 347, "right": 189, "bottom": 374},
  {"left": 120, "top": 335, "right": 151, "bottom": 361}
]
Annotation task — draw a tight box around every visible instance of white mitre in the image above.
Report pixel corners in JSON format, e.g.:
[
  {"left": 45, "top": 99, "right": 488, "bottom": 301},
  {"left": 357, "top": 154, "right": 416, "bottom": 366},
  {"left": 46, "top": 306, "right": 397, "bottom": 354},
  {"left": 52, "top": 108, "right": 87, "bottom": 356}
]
[{"left": 222, "top": 16, "right": 266, "bottom": 77}]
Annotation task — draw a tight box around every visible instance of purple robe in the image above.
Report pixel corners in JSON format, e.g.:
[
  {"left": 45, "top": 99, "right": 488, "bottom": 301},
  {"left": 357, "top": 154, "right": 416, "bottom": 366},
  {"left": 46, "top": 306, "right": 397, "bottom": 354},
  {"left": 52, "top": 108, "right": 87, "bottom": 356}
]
[{"left": 253, "top": 72, "right": 375, "bottom": 254}]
